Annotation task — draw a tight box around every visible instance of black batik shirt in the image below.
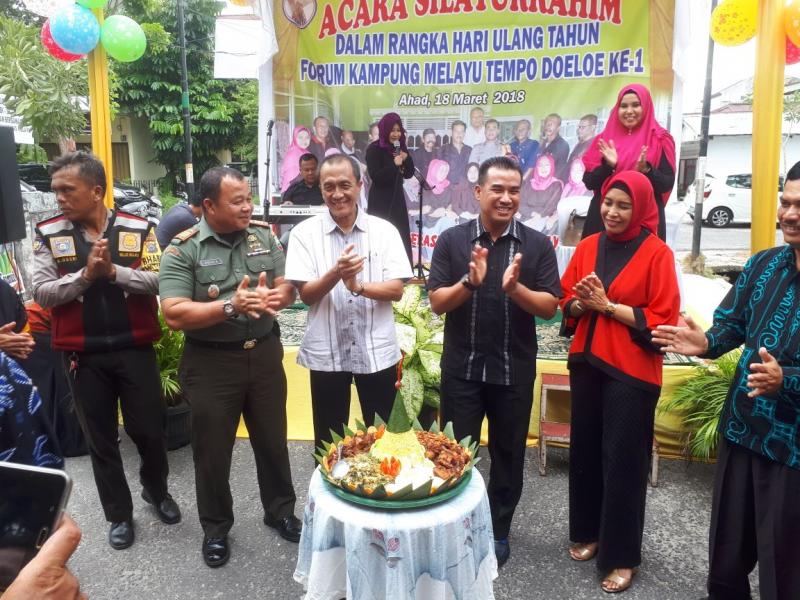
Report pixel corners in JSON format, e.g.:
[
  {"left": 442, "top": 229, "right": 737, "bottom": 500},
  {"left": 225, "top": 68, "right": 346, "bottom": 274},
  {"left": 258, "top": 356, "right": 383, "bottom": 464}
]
[
  {"left": 704, "top": 245, "right": 800, "bottom": 469},
  {"left": 427, "top": 218, "right": 561, "bottom": 385}
]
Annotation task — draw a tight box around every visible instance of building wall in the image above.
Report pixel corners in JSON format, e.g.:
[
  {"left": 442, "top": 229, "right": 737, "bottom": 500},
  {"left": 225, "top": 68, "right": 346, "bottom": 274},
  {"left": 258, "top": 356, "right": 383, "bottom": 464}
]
[
  {"left": 127, "top": 115, "right": 166, "bottom": 182},
  {"left": 703, "top": 134, "right": 800, "bottom": 178}
]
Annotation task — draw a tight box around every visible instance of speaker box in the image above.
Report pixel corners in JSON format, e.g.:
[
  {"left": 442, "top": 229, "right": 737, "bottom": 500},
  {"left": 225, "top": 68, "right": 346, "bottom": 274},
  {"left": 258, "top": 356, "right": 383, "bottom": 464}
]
[{"left": 0, "top": 126, "right": 27, "bottom": 244}]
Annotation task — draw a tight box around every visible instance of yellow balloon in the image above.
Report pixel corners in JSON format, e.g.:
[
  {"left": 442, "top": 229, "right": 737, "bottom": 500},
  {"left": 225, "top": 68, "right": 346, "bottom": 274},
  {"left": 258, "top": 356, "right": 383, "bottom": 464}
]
[
  {"left": 787, "top": 0, "right": 800, "bottom": 48},
  {"left": 710, "top": 0, "right": 757, "bottom": 47}
]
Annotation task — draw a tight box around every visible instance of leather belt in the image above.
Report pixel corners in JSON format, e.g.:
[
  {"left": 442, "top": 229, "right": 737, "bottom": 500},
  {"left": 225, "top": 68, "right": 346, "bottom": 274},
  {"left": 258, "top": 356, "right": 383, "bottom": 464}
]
[{"left": 185, "top": 332, "right": 270, "bottom": 351}]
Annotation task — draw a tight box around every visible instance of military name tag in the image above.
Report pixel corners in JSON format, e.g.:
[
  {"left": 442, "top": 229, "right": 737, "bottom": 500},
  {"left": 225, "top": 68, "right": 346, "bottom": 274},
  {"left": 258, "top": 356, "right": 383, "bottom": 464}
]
[
  {"left": 199, "top": 258, "right": 223, "bottom": 266},
  {"left": 246, "top": 249, "right": 271, "bottom": 257}
]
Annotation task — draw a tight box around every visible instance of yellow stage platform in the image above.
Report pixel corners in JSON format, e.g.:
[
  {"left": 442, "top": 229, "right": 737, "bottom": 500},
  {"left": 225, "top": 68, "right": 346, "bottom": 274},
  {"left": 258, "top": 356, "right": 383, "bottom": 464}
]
[{"left": 237, "top": 347, "right": 695, "bottom": 460}]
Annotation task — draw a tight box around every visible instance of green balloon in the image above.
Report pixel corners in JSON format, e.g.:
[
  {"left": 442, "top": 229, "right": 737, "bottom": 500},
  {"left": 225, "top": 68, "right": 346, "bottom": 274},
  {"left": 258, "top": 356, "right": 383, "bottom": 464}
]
[
  {"left": 100, "top": 15, "right": 146, "bottom": 62},
  {"left": 76, "top": 0, "right": 108, "bottom": 8}
]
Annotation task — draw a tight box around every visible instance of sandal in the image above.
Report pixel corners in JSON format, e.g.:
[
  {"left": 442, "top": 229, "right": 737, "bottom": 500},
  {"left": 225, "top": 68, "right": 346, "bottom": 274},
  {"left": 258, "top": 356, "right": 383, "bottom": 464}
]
[
  {"left": 568, "top": 542, "right": 598, "bottom": 561},
  {"left": 601, "top": 568, "right": 637, "bottom": 594}
]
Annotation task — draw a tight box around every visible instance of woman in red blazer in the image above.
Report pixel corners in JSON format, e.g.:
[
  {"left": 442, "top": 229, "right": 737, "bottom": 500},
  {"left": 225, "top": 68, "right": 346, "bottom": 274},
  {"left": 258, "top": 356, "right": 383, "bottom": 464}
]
[{"left": 559, "top": 170, "right": 680, "bottom": 593}]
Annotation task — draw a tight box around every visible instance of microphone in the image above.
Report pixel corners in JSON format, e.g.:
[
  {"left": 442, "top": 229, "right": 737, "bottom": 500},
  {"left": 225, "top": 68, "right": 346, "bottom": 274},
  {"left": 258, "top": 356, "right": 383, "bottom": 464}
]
[
  {"left": 267, "top": 119, "right": 274, "bottom": 135},
  {"left": 392, "top": 140, "right": 401, "bottom": 156}
]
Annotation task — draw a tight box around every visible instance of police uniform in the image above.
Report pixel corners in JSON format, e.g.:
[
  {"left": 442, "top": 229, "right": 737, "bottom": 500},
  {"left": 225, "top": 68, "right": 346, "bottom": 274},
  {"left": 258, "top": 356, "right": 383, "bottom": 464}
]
[
  {"left": 32, "top": 210, "right": 169, "bottom": 525},
  {"left": 159, "top": 217, "right": 296, "bottom": 539}
]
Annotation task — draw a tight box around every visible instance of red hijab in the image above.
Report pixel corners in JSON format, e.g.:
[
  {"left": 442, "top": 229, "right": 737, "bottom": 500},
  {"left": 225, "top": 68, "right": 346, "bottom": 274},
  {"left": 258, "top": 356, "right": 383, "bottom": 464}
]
[
  {"left": 582, "top": 84, "right": 676, "bottom": 203},
  {"left": 600, "top": 170, "right": 658, "bottom": 242}
]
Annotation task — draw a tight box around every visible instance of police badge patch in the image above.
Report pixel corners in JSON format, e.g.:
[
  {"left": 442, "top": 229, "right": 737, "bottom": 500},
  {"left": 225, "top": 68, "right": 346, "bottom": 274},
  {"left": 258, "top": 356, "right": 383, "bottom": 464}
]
[
  {"left": 119, "top": 232, "right": 142, "bottom": 256},
  {"left": 51, "top": 236, "right": 76, "bottom": 260}
]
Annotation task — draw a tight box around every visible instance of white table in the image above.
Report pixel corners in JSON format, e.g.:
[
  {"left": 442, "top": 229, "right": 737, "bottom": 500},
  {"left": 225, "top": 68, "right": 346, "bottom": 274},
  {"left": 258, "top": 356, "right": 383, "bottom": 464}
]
[{"left": 294, "top": 468, "right": 497, "bottom": 600}]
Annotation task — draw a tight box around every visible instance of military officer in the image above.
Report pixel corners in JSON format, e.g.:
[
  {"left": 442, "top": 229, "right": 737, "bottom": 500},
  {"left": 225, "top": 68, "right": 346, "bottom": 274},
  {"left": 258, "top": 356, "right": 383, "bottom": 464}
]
[{"left": 159, "top": 166, "right": 301, "bottom": 568}]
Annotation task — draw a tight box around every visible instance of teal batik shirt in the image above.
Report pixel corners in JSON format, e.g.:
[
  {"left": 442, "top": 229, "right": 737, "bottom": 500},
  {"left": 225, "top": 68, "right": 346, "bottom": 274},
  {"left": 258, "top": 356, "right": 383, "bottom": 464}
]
[{"left": 704, "top": 245, "right": 800, "bottom": 469}]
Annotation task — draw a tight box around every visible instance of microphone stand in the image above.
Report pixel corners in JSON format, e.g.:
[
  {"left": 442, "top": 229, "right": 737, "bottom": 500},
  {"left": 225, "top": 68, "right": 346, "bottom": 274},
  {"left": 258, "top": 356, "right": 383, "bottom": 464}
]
[
  {"left": 412, "top": 167, "right": 432, "bottom": 280},
  {"left": 263, "top": 119, "right": 274, "bottom": 219}
]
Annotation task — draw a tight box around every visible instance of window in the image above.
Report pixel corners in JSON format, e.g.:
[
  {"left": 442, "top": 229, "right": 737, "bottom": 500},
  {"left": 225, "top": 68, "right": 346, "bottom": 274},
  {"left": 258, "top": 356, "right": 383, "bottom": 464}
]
[{"left": 726, "top": 174, "right": 751, "bottom": 189}]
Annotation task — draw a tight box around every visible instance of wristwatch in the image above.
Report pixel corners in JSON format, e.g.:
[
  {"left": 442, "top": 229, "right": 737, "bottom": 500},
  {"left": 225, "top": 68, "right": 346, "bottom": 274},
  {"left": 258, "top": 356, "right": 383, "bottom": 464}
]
[
  {"left": 222, "top": 299, "right": 236, "bottom": 318},
  {"left": 350, "top": 282, "right": 365, "bottom": 297},
  {"left": 460, "top": 274, "right": 478, "bottom": 291},
  {"left": 573, "top": 299, "right": 584, "bottom": 313},
  {"left": 604, "top": 301, "right": 617, "bottom": 317}
]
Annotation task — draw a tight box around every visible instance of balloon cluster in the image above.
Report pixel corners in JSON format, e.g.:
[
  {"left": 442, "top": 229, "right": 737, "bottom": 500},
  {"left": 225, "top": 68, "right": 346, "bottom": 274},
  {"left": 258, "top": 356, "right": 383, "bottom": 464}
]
[
  {"left": 709, "top": 0, "right": 756, "bottom": 47},
  {"left": 38, "top": 0, "right": 147, "bottom": 63},
  {"left": 709, "top": 0, "right": 800, "bottom": 66}
]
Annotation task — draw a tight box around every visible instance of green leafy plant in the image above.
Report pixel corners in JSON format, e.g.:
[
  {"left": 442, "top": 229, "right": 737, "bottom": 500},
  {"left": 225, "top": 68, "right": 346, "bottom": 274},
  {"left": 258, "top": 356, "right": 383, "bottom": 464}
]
[
  {"left": 153, "top": 312, "right": 185, "bottom": 406},
  {"left": 393, "top": 285, "right": 444, "bottom": 422},
  {"left": 659, "top": 349, "right": 740, "bottom": 460}
]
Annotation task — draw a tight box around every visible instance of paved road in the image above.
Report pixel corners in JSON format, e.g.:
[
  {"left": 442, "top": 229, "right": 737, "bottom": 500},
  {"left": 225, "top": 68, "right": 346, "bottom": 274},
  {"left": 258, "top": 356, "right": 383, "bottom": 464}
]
[
  {"left": 63, "top": 437, "right": 759, "bottom": 600},
  {"left": 673, "top": 217, "right": 784, "bottom": 252}
]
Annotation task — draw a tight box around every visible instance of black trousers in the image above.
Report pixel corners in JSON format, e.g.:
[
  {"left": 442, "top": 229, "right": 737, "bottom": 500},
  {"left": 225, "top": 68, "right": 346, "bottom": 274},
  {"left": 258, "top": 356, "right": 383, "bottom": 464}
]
[
  {"left": 707, "top": 438, "right": 800, "bottom": 600},
  {"left": 63, "top": 346, "right": 168, "bottom": 523},
  {"left": 440, "top": 373, "right": 534, "bottom": 540},
  {"left": 179, "top": 335, "right": 296, "bottom": 538},
  {"left": 568, "top": 363, "right": 658, "bottom": 571},
  {"left": 309, "top": 365, "right": 397, "bottom": 453}
]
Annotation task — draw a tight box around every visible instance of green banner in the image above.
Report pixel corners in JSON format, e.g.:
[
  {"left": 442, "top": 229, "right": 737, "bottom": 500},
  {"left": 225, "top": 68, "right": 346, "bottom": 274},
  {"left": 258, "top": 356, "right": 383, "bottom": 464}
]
[{"left": 273, "top": 0, "right": 675, "bottom": 257}]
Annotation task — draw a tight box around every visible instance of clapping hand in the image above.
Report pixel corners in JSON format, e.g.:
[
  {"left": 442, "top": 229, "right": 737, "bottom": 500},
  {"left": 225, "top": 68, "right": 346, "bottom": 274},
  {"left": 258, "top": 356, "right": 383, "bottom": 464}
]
[
  {"left": 635, "top": 146, "right": 650, "bottom": 173},
  {"left": 651, "top": 314, "right": 708, "bottom": 355},
  {"left": 254, "top": 272, "right": 284, "bottom": 316},
  {"left": 597, "top": 139, "right": 618, "bottom": 169},
  {"left": 338, "top": 243, "right": 365, "bottom": 292},
  {"left": 231, "top": 275, "right": 263, "bottom": 319},
  {"left": 83, "top": 239, "right": 115, "bottom": 281},
  {"left": 0, "top": 321, "right": 35, "bottom": 360},
  {"left": 502, "top": 253, "right": 522, "bottom": 294},
  {"left": 747, "top": 347, "right": 783, "bottom": 397},
  {"left": 468, "top": 243, "right": 488, "bottom": 288},
  {"left": 573, "top": 272, "right": 608, "bottom": 312}
]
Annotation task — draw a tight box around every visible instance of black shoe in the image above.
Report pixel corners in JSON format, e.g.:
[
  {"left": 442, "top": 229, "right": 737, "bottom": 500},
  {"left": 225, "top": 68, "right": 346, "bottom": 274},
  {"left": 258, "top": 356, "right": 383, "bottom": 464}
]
[
  {"left": 202, "top": 536, "right": 230, "bottom": 568},
  {"left": 109, "top": 520, "right": 134, "bottom": 550},
  {"left": 141, "top": 490, "right": 181, "bottom": 524},
  {"left": 494, "top": 538, "right": 510, "bottom": 568},
  {"left": 263, "top": 514, "right": 302, "bottom": 543}
]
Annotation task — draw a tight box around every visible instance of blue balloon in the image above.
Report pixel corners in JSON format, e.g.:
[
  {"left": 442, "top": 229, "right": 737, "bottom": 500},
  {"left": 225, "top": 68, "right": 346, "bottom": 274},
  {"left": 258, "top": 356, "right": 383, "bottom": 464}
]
[{"left": 50, "top": 5, "right": 100, "bottom": 55}]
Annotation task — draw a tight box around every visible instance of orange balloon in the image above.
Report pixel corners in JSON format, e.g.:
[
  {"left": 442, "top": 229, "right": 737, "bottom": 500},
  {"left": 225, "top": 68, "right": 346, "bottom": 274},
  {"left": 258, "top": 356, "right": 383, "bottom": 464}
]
[
  {"left": 710, "top": 0, "right": 757, "bottom": 47},
  {"left": 787, "top": 0, "right": 800, "bottom": 48}
]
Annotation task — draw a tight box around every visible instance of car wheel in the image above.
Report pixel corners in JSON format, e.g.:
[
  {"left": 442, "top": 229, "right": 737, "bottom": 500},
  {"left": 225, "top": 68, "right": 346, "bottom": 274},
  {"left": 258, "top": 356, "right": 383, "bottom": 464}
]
[{"left": 706, "top": 207, "right": 733, "bottom": 228}]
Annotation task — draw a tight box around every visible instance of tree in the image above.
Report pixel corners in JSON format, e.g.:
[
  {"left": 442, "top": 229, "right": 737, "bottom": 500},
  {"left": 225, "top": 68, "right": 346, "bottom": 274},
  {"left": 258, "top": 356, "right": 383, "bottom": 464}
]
[
  {"left": 114, "top": 0, "right": 247, "bottom": 183},
  {"left": 0, "top": 15, "right": 87, "bottom": 146},
  {"left": 231, "top": 80, "right": 258, "bottom": 164}
]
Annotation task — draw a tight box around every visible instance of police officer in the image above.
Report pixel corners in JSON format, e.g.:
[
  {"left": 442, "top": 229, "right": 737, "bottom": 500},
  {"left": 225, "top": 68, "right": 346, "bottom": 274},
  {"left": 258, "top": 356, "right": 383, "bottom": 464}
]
[
  {"left": 32, "top": 151, "right": 180, "bottom": 550},
  {"left": 159, "top": 166, "right": 301, "bottom": 568}
]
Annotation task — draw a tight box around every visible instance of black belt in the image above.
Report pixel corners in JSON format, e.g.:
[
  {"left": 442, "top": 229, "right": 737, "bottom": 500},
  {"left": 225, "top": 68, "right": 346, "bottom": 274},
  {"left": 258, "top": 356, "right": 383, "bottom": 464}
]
[{"left": 185, "top": 332, "right": 270, "bottom": 351}]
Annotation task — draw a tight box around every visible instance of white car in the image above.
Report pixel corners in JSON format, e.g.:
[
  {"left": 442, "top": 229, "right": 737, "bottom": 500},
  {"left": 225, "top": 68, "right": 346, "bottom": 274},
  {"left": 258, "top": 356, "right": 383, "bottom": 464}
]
[{"left": 686, "top": 173, "right": 782, "bottom": 228}]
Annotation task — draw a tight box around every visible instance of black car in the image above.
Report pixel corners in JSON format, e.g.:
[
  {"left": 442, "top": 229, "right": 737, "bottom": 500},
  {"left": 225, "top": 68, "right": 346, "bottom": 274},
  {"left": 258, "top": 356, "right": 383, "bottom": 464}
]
[
  {"left": 17, "top": 163, "right": 52, "bottom": 192},
  {"left": 19, "top": 162, "right": 148, "bottom": 202}
]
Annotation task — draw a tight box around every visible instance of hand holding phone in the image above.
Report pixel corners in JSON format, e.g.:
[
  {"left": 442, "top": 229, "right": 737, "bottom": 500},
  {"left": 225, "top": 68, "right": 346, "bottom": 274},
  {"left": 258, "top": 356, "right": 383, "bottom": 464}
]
[
  {"left": 0, "top": 463, "right": 72, "bottom": 592},
  {"left": 1, "top": 515, "right": 85, "bottom": 600}
]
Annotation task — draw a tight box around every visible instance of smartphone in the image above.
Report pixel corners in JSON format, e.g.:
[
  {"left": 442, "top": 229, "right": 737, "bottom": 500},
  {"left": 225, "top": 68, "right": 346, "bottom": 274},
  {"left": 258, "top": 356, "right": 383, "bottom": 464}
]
[{"left": 0, "top": 462, "right": 72, "bottom": 591}]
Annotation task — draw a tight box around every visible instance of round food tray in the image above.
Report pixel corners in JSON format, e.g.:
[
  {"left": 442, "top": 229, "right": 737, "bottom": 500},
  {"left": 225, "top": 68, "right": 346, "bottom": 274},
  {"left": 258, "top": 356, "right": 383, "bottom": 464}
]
[{"left": 321, "top": 469, "right": 472, "bottom": 510}]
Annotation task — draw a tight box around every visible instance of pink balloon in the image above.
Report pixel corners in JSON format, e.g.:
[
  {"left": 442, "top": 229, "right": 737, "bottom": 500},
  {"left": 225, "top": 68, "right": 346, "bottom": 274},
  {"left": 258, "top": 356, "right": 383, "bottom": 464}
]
[
  {"left": 788, "top": 36, "right": 800, "bottom": 65},
  {"left": 41, "top": 19, "right": 85, "bottom": 62}
]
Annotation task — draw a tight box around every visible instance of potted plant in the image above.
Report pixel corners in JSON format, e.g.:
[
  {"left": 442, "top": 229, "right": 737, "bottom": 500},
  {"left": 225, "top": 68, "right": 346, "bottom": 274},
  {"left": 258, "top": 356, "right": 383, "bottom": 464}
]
[
  {"left": 154, "top": 312, "right": 191, "bottom": 450},
  {"left": 393, "top": 285, "right": 444, "bottom": 428},
  {"left": 658, "top": 349, "right": 740, "bottom": 461}
]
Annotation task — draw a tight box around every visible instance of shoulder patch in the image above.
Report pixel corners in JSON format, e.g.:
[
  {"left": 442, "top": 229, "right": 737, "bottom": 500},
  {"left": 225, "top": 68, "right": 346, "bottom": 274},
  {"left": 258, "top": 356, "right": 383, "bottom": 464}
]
[
  {"left": 249, "top": 219, "right": 271, "bottom": 228},
  {"left": 172, "top": 227, "right": 199, "bottom": 243}
]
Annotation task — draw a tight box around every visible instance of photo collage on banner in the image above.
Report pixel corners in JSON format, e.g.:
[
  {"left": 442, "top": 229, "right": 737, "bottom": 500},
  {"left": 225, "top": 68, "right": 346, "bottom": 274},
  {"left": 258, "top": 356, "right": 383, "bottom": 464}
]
[{"left": 272, "top": 0, "right": 676, "bottom": 263}]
